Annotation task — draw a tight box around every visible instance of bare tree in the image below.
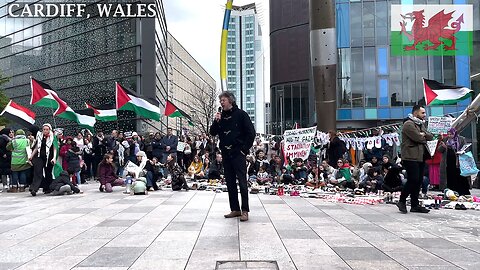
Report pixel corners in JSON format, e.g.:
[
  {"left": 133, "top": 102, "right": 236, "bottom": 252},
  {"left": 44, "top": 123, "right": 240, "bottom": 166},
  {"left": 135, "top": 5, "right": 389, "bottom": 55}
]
[{"left": 188, "top": 85, "right": 218, "bottom": 134}]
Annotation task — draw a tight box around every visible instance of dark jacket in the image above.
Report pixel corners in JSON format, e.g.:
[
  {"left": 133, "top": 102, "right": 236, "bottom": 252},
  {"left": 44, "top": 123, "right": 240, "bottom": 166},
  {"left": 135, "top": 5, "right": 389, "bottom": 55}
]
[
  {"left": 93, "top": 136, "right": 108, "bottom": 159},
  {"left": 209, "top": 160, "right": 224, "bottom": 176},
  {"left": 327, "top": 137, "right": 346, "bottom": 167},
  {"left": 50, "top": 171, "right": 80, "bottom": 193},
  {"left": 438, "top": 136, "right": 466, "bottom": 190},
  {"left": 0, "top": 129, "right": 12, "bottom": 175},
  {"left": 383, "top": 165, "right": 403, "bottom": 188},
  {"left": 209, "top": 105, "right": 256, "bottom": 158},
  {"left": 400, "top": 118, "right": 434, "bottom": 162},
  {"left": 66, "top": 148, "right": 81, "bottom": 173},
  {"left": 151, "top": 138, "right": 164, "bottom": 159},
  {"left": 161, "top": 135, "right": 178, "bottom": 154},
  {"left": 98, "top": 162, "right": 118, "bottom": 185}
]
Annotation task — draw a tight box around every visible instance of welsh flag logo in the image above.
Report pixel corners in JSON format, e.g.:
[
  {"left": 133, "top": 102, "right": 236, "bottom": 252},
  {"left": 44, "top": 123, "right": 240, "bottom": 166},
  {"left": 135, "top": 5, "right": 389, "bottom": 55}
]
[{"left": 391, "top": 5, "right": 473, "bottom": 56}]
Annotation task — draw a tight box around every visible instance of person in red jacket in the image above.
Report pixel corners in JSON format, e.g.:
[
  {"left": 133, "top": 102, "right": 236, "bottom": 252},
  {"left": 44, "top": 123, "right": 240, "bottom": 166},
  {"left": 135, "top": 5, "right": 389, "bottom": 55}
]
[
  {"left": 59, "top": 137, "right": 73, "bottom": 170},
  {"left": 98, "top": 153, "right": 124, "bottom": 193},
  {"left": 426, "top": 139, "right": 442, "bottom": 190}
]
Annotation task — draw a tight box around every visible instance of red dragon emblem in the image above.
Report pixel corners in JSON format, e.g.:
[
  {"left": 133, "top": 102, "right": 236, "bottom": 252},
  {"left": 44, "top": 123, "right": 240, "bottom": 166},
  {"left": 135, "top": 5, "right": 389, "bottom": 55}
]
[{"left": 400, "top": 9, "right": 464, "bottom": 51}]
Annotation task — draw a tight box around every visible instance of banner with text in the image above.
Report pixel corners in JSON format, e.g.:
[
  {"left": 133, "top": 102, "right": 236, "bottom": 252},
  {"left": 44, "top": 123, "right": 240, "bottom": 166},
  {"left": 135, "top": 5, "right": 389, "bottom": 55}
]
[
  {"left": 428, "top": 116, "right": 454, "bottom": 134},
  {"left": 283, "top": 127, "right": 317, "bottom": 162}
]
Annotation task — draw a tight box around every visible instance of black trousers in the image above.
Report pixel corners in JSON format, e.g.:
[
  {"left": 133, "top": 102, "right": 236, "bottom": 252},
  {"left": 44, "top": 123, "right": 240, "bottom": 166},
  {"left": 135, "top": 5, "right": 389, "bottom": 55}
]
[
  {"left": 400, "top": 160, "right": 425, "bottom": 207},
  {"left": 224, "top": 154, "right": 249, "bottom": 212},
  {"left": 30, "top": 157, "right": 53, "bottom": 193}
]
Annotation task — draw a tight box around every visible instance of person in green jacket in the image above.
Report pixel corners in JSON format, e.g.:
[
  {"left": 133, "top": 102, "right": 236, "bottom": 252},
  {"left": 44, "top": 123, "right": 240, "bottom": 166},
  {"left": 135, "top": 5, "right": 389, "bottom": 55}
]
[{"left": 7, "top": 129, "right": 32, "bottom": 192}]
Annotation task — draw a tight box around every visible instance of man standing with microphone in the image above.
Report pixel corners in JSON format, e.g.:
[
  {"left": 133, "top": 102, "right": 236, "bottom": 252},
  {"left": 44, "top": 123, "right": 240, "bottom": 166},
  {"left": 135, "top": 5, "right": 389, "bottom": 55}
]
[{"left": 210, "top": 91, "right": 255, "bottom": 222}]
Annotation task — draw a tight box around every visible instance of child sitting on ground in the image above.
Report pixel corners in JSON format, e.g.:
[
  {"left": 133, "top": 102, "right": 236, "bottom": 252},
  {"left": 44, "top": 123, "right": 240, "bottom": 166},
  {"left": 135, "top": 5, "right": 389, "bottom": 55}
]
[
  {"left": 256, "top": 166, "right": 272, "bottom": 185},
  {"left": 292, "top": 158, "right": 308, "bottom": 185},
  {"left": 49, "top": 168, "right": 81, "bottom": 196},
  {"left": 359, "top": 167, "right": 384, "bottom": 193}
]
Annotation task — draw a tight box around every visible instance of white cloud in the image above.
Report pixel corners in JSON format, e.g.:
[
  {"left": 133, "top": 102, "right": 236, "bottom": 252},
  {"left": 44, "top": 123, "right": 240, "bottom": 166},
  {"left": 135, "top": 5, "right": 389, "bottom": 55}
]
[{"left": 164, "top": 0, "right": 270, "bottom": 100}]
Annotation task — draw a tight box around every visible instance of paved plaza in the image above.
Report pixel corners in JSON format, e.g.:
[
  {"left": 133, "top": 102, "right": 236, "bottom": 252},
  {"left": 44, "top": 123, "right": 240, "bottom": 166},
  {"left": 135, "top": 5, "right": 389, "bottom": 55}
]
[{"left": 1, "top": 185, "right": 480, "bottom": 270}]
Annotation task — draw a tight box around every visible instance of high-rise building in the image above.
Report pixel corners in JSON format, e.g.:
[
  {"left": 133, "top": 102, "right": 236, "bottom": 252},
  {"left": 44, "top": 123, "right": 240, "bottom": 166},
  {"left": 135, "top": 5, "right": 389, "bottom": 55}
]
[
  {"left": 167, "top": 32, "right": 217, "bottom": 135},
  {"left": 270, "top": 0, "right": 480, "bottom": 136},
  {"left": 0, "top": 0, "right": 168, "bottom": 134},
  {"left": 227, "top": 3, "right": 265, "bottom": 134}
]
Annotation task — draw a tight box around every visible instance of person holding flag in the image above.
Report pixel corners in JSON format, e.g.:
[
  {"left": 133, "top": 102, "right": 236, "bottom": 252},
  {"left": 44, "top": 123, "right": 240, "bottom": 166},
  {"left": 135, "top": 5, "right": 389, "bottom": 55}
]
[{"left": 29, "top": 123, "right": 57, "bottom": 196}]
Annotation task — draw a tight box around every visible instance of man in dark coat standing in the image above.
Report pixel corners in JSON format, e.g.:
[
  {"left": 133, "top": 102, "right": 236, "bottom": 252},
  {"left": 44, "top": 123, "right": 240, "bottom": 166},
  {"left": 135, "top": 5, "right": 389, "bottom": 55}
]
[
  {"left": 210, "top": 91, "right": 255, "bottom": 222},
  {"left": 397, "top": 105, "right": 433, "bottom": 214},
  {"left": 161, "top": 128, "right": 178, "bottom": 163}
]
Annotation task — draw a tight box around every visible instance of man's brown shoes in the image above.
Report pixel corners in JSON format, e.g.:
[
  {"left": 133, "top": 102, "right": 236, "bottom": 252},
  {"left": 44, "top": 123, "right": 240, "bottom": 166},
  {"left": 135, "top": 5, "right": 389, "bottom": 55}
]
[
  {"left": 224, "top": 211, "right": 242, "bottom": 218},
  {"left": 240, "top": 212, "right": 248, "bottom": 222}
]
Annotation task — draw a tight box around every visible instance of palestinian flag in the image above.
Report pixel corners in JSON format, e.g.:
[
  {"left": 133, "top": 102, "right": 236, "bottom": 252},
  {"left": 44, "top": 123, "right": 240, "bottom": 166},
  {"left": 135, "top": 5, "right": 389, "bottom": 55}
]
[
  {"left": 0, "top": 100, "right": 36, "bottom": 127},
  {"left": 30, "top": 78, "right": 96, "bottom": 130},
  {"left": 164, "top": 100, "right": 193, "bottom": 125},
  {"left": 116, "top": 83, "right": 161, "bottom": 121},
  {"left": 423, "top": 78, "right": 472, "bottom": 105},
  {"left": 391, "top": 5, "right": 473, "bottom": 56},
  {"left": 52, "top": 135, "right": 63, "bottom": 179},
  {"left": 86, "top": 103, "right": 117, "bottom": 122}
]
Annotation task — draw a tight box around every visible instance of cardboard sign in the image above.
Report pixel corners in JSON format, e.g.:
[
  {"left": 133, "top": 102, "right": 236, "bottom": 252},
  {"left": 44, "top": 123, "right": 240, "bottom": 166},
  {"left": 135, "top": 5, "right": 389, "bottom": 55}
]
[
  {"left": 283, "top": 127, "right": 317, "bottom": 161},
  {"left": 426, "top": 140, "right": 438, "bottom": 157},
  {"left": 428, "top": 117, "right": 453, "bottom": 134}
]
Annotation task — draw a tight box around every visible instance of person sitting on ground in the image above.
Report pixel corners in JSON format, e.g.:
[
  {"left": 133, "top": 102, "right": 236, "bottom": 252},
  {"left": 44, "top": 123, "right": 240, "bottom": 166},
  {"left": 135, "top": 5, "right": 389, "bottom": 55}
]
[
  {"left": 256, "top": 166, "right": 272, "bottom": 185},
  {"left": 49, "top": 168, "right": 81, "bottom": 195},
  {"left": 188, "top": 155, "right": 203, "bottom": 179},
  {"left": 292, "top": 158, "right": 308, "bottom": 185},
  {"left": 208, "top": 153, "right": 225, "bottom": 183},
  {"left": 135, "top": 151, "right": 159, "bottom": 191},
  {"left": 329, "top": 159, "right": 355, "bottom": 189},
  {"left": 254, "top": 150, "right": 270, "bottom": 173},
  {"left": 246, "top": 155, "right": 257, "bottom": 183},
  {"left": 370, "top": 156, "right": 382, "bottom": 171},
  {"left": 306, "top": 166, "right": 325, "bottom": 189},
  {"left": 382, "top": 164, "right": 403, "bottom": 192},
  {"left": 359, "top": 162, "right": 373, "bottom": 182},
  {"left": 196, "top": 157, "right": 210, "bottom": 180},
  {"left": 166, "top": 154, "right": 188, "bottom": 191},
  {"left": 279, "top": 165, "right": 294, "bottom": 185},
  {"left": 359, "top": 167, "right": 384, "bottom": 193},
  {"left": 269, "top": 155, "right": 283, "bottom": 183},
  {"left": 321, "top": 160, "right": 335, "bottom": 177},
  {"left": 98, "top": 153, "right": 124, "bottom": 192}
]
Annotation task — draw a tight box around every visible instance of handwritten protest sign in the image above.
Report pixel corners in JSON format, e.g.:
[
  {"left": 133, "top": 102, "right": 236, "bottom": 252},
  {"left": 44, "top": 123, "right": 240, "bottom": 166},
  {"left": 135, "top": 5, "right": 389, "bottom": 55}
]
[
  {"left": 283, "top": 127, "right": 317, "bottom": 162},
  {"left": 428, "top": 117, "right": 453, "bottom": 134},
  {"left": 426, "top": 140, "right": 438, "bottom": 157}
]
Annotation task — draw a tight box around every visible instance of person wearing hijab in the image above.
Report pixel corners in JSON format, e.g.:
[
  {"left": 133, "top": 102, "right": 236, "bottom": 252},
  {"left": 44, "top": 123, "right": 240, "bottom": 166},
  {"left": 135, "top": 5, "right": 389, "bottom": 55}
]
[
  {"left": 0, "top": 128, "right": 12, "bottom": 192},
  {"left": 438, "top": 127, "right": 470, "bottom": 195},
  {"left": 29, "top": 123, "right": 57, "bottom": 196}
]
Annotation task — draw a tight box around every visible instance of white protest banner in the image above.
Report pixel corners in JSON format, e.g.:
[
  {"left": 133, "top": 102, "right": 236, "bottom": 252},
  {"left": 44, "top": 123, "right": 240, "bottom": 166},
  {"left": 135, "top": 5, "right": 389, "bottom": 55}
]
[
  {"left": 283, "top": 127, "right": 317, "bottom": 161},
  {"left": 428, "top": 117, "right": 453, "bottom": 134},
  {"left": 426, "top": 140, "right": 438, "bottom": 157},
  {"left": 177, "top": 141, "right": 185, "bottom": 152}
]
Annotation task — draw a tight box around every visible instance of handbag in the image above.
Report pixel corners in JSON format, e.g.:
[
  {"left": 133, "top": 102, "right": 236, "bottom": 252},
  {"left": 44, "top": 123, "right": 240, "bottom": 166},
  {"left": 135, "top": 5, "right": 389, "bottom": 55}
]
[{"left": 459, "top": 151, "right": 479, "bottom": 177}]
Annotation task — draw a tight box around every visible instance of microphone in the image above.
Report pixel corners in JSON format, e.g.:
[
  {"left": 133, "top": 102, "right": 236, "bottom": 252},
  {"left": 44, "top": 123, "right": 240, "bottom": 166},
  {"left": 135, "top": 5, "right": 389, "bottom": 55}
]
[{"left": 216, "top": 107, "right": 222, "bottom": 122}]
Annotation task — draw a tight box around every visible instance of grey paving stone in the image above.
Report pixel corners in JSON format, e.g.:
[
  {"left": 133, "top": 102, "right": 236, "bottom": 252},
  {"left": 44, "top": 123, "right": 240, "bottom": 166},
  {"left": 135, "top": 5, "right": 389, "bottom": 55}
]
[
  {"left": 194, "top": 236, "right": 239, "bottom": 250},
  {"left": 315, "top": 204, "right": 344, "bottom": 210},
  {"left": 261, "top": 200, "right": 286, "bottom": 204},
  {"left": 96, "top": 219, "right": 138, "bottom": 227},
  {"left": 357, "top": 214, "right": 398, "bottom": 223},
  {"left": 65, "top": 208, "right": 99, "bottom": 214},
  {"left": 343, "top": 224, "right": 389, "bottom": 232},
  {"left": 0, "top": 263, "right": 22, "bottom": 270},
  {"left": 247, "top": 216, "right": 271, "bottom": 223},
  {"left": 216, "top": 261, "right": 246, "bottom": 269},
  {"left": 332, "top": 247, "right": 391, "bottom": 261},
  {"left": 0, "top": 215, "right": 22, "bottom": 221},
  {"left": 162, "top": 200, "right": 188, "bottom": 205},
  {"left": 246, "top": 261, "right": 278, "bottom": 269},
  {"left": 277, "top": 230, "right": 320, "bottom": 239},
  {"left": 122, "top": 206, "right": 158, "bottom": 213},
  {"left": 78, "top": 247, "right": 145, "bottom": 267},
  {"left": 295, "top": 210, "right": 328, "bottom": 217},
  {"left": 165, "top": 221, "right": 204, "bottom": 231},
  {"left": 404, "top": 237, "right": 462, "bottom": 249},
  {"left": 110, "top": 199, "right": 138, "bottom": 204},
  {"left": 346, "top": 260, "right": 406, "bottom": 270}
]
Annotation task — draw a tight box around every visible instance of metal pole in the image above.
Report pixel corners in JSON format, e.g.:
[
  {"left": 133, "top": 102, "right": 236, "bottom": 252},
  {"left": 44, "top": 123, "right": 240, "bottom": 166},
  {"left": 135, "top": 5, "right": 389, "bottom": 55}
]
[{"left": 310, "top": 0, "right": 337, "bottom": 132}]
